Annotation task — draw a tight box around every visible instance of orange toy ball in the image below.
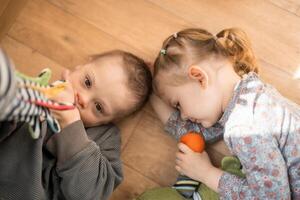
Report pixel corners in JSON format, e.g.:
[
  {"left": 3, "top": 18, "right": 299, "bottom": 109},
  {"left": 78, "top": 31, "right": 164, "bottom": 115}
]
[{"left": 180, "top": 132, "right": 205, "bottom": 153}]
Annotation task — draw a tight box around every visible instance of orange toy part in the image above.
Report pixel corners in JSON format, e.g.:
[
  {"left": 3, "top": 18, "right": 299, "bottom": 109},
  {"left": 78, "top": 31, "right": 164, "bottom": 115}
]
[{"left": 180, "top": 132, "right": 205, "bottom": 153}]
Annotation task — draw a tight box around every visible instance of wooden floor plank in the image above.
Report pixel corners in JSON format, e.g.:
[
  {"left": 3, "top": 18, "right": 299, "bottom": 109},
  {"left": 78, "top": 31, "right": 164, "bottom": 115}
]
[
  {"left": 268, "top": 0, "right": 300, "bottom": 16},
  {"left": 0, "top": 0, "right": 10, "bottom": 17},
  {"left": 149, "top": 0, "right": 300, "bottom": 75},
  {"left": 0, "top": 0, "right": 28, "bottom": 41},
  {"left": 121, "top": 111, "right": 179, "bottom": 187},
  {"left": 47, "top": 0, "right": 190, "bottom": 60},
  {"left": 0, "top": 36, "right": 65, "bottom": 82},
  {"left": 259, "top": 59, "right": 300, "bottom": 104},
  {"left": 8, "top": 0, "right": 145, "bottom": 68}
]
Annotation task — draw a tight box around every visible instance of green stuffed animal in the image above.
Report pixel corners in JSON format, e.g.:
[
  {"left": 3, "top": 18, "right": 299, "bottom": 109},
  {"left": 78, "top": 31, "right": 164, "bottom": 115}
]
[
  {"left": 15, "top": 68, "right": 52, "bottom": 86},
  {"left": 134, "top": 156, "right": 245, "bottom": 200}
]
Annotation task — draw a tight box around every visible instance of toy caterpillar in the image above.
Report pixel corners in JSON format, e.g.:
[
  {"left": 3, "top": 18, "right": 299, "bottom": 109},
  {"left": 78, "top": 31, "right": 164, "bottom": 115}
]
[{"left": 0, "top": 48, "right": 75, "bottom": 139}]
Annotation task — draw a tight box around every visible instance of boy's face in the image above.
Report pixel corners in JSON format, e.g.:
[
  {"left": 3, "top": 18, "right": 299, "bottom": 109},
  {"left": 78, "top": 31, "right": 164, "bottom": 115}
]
[{"left": 69, "top": 58, "right": 133, "bottom": 127}]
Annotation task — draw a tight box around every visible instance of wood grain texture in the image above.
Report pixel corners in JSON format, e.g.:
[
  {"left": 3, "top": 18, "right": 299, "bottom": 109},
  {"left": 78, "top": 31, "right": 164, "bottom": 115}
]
[{"left": 0, "top": 0, "right": 28, "bottom": 41}]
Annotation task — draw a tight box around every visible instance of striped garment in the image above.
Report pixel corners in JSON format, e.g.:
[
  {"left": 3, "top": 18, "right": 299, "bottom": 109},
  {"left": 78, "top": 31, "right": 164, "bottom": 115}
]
[
  {"left": 173, "top": 175, "right": 201, "bottom": 200},
  {"left": 0, "top": 49, "right": 74, "bottom": 139}
]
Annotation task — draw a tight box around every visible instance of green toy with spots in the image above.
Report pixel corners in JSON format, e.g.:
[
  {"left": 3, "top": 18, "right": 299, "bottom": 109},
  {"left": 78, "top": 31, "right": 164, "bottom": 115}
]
[{"left": 134, "top": 156, "right": 245, "bottom": 200}]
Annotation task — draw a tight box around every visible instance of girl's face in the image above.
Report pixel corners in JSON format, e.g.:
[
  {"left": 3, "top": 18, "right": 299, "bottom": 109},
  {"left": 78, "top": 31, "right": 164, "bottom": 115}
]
[
  {"left": 69, "top": 59, "right": 133, "bottom": 127},
  {"left": 158, "top": 67, "right": 224, "bottom": 128}
]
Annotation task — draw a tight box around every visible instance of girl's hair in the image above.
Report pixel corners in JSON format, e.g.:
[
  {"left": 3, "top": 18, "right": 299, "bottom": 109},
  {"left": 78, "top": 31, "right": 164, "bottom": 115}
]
[{"left": 153, "top": 28, "right": 259, "bottom": 91}]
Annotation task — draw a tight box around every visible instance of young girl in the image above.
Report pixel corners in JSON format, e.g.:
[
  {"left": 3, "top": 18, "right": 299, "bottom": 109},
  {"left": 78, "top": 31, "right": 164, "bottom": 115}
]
[
  {"left": 151, "top": 28, "right": 300, "bottom": 199},
  {"left": 0, "top": 49, "right": 152, "bottom": 200}
]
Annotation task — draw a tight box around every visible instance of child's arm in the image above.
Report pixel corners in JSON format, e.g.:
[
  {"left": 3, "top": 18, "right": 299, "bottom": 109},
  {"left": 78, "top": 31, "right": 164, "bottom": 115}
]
[
  {"left": 177, "top": 129, "right": 291, "bottom": 199},
  {"left": 45, "top": 121, "right": 122, "bottom": 200},
  {"left": 150, "top": 93, "right": 223, "bottom": 143},
  {"left": 217, "top": 127, "right": 291, "bottom": 199}
]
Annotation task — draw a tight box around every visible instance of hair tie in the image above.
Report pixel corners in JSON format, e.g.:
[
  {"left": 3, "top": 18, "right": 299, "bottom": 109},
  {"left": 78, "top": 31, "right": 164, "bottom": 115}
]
[
  {"left": 173, "top": 32, "right": 178, "bottom": 38},
  {"left": 160, "top": 49, "right": 167, "bottom": 55}
]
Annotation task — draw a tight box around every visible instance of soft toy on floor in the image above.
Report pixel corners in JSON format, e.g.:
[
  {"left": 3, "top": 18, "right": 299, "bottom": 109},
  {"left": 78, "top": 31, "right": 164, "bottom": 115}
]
[
  {"left": 134, "top": 156, "right": 245, "bottom": 200},
  {"left": 0, "top": 48, "right": 75, "bottom": 139}
]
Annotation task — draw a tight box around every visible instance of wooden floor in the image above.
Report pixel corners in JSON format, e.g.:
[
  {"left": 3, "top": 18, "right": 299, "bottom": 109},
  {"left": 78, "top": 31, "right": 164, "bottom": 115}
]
[{"left": 0, "top": 0, "right": 299, "bottom": 199}]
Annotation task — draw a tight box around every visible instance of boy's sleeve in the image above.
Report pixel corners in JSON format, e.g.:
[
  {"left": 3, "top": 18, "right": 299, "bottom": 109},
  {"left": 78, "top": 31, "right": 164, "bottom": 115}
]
[
  {"left": 164, "top": 109, "right": 223, "bottom": 143},
  {"left": 46, "top": 120, "right": 123, "bottom": 200},
  {"left": 217, "top": 126, "right": 290, "bottom": 199}
]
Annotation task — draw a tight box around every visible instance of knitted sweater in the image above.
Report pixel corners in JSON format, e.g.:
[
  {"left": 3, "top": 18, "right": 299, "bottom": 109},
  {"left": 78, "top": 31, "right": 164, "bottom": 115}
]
[{"left": 0, "top": 120, "right": 123, "bottom": 200}]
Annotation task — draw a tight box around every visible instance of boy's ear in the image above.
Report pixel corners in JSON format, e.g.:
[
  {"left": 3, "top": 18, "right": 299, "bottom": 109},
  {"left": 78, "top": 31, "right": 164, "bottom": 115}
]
[{"left": 188, "top": 65, "right": 208, "bottom": 88}]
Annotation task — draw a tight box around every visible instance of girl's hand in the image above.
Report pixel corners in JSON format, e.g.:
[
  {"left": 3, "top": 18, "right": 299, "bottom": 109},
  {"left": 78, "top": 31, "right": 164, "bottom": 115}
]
[
  {"left": 49, "top": 69, "right": 81, "bottom": 129},
  {"left": 175, "top": 143, "right": 214, "bottom": 182}
]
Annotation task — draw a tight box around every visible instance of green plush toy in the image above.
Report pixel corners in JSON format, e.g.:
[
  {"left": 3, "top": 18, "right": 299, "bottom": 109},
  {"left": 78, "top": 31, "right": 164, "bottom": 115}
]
[
  {"left": 15, "top": 68, "right": 52, "bottom": 86},
  {"left": 134, "top": 156, "right": 245, "bottom": 200}
]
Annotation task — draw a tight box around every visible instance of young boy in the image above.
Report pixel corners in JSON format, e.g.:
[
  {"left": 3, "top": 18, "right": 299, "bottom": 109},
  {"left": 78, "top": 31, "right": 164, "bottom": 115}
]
[{"left": 0, "top": 49, "right": 152, "bottom": 200}]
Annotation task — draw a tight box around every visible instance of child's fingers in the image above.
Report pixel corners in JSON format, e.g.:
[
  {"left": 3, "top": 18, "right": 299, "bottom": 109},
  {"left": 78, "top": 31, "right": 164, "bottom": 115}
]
[
  {"left": 175, "top": 165, "right": 183, "bottom": 175},
  {"left": 175, "top": 151, "right": 184, "bottom": 161},
  {"left": 178, "top": 143, "right": 193, "bottom": 153},
  {"left": 175, "top": 156, "right": 182, "bottom": 165},
  {"left": 61, "top": 69, "right": 70, "bottom": 81}
]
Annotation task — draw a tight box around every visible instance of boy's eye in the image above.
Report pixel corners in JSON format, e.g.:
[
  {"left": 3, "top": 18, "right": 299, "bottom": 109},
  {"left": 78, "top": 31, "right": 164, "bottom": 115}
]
[
  {"left": 95, "top": 102, "right": 103, "bottom": 113},
  {"left": 84, "top": 76, "right": 92, "bottom": 88}
]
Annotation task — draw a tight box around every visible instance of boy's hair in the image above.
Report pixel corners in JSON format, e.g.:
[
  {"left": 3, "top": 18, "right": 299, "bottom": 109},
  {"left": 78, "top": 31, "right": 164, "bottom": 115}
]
[
  {"left": 153, "top": 28, "right": 259, "bottom": 92},
  {"left": 90, "top": 50, "right": 152, "bottom": 119}
]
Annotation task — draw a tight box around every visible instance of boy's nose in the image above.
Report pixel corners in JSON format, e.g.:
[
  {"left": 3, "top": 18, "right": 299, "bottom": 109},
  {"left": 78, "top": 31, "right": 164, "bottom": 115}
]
[{"left": 76, "top": 93, "right": 88, "bottom": 109}]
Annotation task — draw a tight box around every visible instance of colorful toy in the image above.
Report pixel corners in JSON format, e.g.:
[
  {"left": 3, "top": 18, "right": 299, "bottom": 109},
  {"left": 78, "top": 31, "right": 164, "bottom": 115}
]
[
  {"left": 0, "top": 49, "right": 75, "bottom": 139},
  {"left": 180, "top": 131, "right": 205, "bottom": 153}
]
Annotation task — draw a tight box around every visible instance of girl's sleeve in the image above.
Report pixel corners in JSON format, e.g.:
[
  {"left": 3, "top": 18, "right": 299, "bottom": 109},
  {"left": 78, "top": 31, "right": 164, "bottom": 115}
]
[
  {"left": 218, "top": 126, "right": 290, "bottom": 199},
  {"left": 164, "top": 109, "right": 223, "bottom": 143},
  {"left": 46, "top": 120, "right": 123, "bottom": 200}
]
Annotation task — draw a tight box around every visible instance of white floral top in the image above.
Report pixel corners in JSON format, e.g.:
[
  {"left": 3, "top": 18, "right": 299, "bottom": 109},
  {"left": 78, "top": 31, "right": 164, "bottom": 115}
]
[{"left": 165, "top": 72, "right": 300, "bottom": 199}]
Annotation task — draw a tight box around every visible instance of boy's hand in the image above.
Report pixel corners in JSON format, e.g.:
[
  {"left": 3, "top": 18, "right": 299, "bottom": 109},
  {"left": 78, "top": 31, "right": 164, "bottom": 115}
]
[
  {"left": 49, "top": 70, "right": 81, "bottom": 129},
  {"left": 175, "top": 143, "right": 214, "bottom": 183}
]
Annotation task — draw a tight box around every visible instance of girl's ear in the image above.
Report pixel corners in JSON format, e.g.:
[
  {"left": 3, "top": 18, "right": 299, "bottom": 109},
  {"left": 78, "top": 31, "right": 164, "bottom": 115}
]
[{"left": 188, "top": 65, "right": 208, "bottom": 88}]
